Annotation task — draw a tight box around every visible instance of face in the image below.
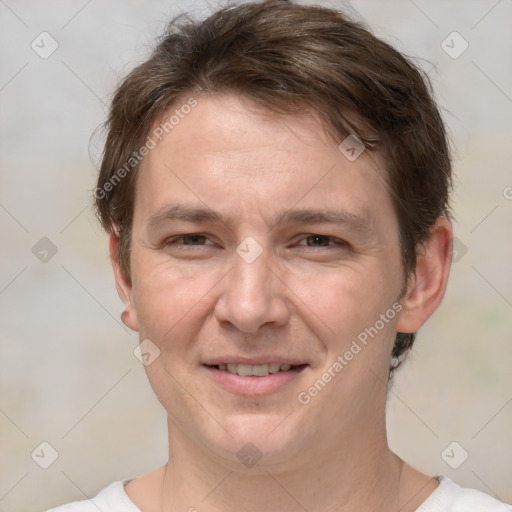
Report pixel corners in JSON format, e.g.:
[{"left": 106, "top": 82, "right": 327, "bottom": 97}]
[{"left": 112, "top": 93, "right": 442, "bottom": 470}]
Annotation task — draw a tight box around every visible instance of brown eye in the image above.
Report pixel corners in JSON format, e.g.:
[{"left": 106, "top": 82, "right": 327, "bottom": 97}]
[
  {"left": 165, "top": 234, "right": 211, "bottom": 246},
  {"left": 304, "top": 235, "right": 332, "bottom": 247},
  {"left": 180, "top": 235, "right": 208, "bottom": 245}
]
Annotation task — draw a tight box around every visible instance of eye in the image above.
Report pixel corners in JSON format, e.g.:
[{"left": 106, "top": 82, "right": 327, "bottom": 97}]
[
  {"left": 297, "top": 234, "right": 347, "bottom": 248},
  {"left": 165, "top": 234, "right": 211, "bottom": 247}
]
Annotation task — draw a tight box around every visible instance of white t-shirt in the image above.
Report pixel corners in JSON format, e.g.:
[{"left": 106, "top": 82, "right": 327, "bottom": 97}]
[{"left": 44, "top": 475, "right": 512, "bottom": 512}]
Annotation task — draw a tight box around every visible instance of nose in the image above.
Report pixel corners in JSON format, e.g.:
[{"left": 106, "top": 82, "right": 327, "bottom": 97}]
[{"left": 214, "top": 245, "right": 290, "bottom": 334}]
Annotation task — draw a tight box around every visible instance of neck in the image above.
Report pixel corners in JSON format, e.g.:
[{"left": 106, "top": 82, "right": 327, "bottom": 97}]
[{"left": 159, "top": 417, "right": 405, "bottom": 512}]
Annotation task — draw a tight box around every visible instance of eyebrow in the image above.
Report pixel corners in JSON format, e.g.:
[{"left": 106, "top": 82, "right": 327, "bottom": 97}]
[
  {"left": 146, "top": 203, "right": 371, "bottom": 233},
  {"left": 147, "top": 204, "right": 225, "bottom": 228},
  {"left": 274, "top": 208, "right": 371, "bottom": 232}
]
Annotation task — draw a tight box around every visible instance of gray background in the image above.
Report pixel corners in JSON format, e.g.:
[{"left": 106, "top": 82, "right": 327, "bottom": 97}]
[{"left": 1, "top": 0, "right": 511, "bottom": 510}]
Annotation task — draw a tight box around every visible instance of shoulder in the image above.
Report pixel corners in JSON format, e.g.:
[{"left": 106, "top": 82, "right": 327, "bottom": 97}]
[
  {"left": 417, "top": 475, "right": 512, "bottom": 512},
  {"left": 43, "top": 479, "right": 141, "bottom": 512}
]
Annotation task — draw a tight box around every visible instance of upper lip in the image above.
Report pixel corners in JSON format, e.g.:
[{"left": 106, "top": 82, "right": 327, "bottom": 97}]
[{"left": 203, "top": 356, "right": 308, "bottom": 366}]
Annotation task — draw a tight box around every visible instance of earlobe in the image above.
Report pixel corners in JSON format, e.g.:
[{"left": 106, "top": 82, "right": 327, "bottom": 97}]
[
  {"left": 396, "top": 217, "right": 453, "bottom": 334},
  {"left": 109, "top": 231, "right": 139, "bottom": 332}
]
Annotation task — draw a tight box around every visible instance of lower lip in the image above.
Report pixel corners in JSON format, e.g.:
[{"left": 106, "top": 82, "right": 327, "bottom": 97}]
[{"left": 203, "top": 365, "right": 307, "bottom": 396}]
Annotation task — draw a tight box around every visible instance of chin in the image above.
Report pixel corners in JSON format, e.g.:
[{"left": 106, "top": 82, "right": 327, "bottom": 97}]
[{"left": 205, "top": 411, "right": 310, "bottom": 471}]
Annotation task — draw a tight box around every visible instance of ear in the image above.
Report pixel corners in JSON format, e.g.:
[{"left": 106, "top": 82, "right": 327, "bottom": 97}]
[
  {"left": 109, "top": 231, "right": 138, "bottom": 332},
  {"left": 396, "top": 216, "right": 453, "bottom": 334}
]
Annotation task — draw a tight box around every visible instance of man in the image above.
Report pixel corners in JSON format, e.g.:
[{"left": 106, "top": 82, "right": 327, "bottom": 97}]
[{"left": 47, "top": 1, "right": 510, "bottom": 510}]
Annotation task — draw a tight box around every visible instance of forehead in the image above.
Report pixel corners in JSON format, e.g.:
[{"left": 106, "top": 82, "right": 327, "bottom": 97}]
[{"left": 135, "top": 93, "right": 396, "bottom": 234}]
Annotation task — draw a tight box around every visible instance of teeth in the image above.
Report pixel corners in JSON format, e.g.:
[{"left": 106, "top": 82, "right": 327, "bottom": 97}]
[
  {"left": 237, "top": 363, "right": 258, "bottom": 376},
  {"left": 218, "top": 363, "right": 297, "bottom": 376},
  {"left": 268, "top": 363, "right": 281, "bottom": 373}
]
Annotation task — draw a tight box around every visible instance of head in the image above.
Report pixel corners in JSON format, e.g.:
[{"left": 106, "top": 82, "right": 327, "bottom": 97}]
[{"left": 94, "top": 0, "right": 452, "bottom": 468}]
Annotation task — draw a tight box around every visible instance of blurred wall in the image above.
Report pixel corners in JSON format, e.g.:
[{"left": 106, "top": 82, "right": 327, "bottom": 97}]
[{"left": 1, "top": 0, "right": 511, "bottom": 510}]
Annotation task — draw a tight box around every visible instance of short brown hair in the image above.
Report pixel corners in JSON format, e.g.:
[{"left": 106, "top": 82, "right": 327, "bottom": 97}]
[{"left": 94, "top": 0, "right": 452, "bottom": 375}]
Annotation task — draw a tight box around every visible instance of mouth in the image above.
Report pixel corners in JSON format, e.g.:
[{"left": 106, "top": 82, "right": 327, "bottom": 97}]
[
  {"left": 205, "top": 362, "right": 308, "bottom": 377},
  {"left": 203, "top": 362, "right": 309, "bottom": 396}
]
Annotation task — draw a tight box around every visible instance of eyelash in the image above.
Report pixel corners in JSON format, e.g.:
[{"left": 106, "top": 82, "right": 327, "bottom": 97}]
[
  {"left": 297, "top": 235, "right": 348, "bottom": 248},
  {"left": 165, "top": 234, "right": 211, "bottom": 247},
  {"left": 164, "top": 234, "right": 348, "bottom": 249}
]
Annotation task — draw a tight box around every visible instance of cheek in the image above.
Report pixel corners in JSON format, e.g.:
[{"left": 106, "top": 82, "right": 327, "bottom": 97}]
[
  {"left": 289, "top": 268, "right": 365, "bottom": 339},
  {"left": 130, "top": 260, "right": 217, "bottom": 415},
  {"left": 130, "top": 252, "right": 213, "bottom": 344},
  {"left": 288, "top": 260, "right": 398, "bottom": 342}
]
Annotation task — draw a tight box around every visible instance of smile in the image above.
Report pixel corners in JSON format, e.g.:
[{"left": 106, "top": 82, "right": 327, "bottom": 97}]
[
  {"left": 203, "top": 363, "right": 308, "bottom": 396},
  {"left": 211, "top": 363, "right": 305, "bottom": 376}
]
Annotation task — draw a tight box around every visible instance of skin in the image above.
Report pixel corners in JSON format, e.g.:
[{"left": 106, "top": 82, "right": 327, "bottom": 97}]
[{"left": 111, "top": 93, "right": 452, "bottom": 512}]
